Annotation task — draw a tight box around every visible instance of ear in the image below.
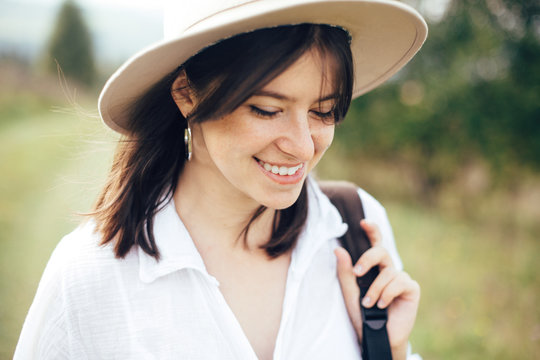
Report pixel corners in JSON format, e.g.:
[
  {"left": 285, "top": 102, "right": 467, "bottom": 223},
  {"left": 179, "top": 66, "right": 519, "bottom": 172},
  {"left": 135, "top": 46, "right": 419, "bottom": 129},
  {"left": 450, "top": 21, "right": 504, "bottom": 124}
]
[{"left": 171, "top": 70, "right": 196, "bottom": 119}]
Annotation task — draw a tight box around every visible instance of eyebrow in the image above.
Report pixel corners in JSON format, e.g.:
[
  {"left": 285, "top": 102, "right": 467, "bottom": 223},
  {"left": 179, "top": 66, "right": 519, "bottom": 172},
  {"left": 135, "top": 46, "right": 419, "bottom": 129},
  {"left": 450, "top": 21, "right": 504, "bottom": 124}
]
[{"left": 251, "top": 90, "right": 338, "bottom": 103}]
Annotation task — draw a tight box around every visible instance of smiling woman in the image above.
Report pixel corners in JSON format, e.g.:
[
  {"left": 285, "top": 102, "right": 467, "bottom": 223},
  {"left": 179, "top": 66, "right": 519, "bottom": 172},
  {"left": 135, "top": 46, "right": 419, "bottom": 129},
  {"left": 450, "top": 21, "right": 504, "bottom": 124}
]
[
  {"left": 93, "top": 24, "right": 352, "bottom": 261},
  {"left": 179, "top": 50, "right": 336, "bottom": 208},
  {"left": 14, "top": 1, "right": 427, "bottom": 359}
]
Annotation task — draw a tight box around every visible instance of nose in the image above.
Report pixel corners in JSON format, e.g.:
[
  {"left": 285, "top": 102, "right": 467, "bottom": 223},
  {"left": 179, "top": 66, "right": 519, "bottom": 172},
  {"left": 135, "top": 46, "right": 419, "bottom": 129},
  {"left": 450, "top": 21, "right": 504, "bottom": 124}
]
[{"left": 275, "top": 111, "right": 315, "bottom": 162}]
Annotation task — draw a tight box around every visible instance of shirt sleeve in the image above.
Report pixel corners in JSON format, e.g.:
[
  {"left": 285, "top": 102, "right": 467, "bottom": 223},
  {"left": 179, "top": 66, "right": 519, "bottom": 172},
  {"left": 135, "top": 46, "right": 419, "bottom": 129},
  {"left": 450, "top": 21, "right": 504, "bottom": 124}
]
[
  {"left": 357, "top": 188, "right": 423, "bottom": 360},
  {"left": 14, "top": 238, "right": 72, "bottom": 360}
]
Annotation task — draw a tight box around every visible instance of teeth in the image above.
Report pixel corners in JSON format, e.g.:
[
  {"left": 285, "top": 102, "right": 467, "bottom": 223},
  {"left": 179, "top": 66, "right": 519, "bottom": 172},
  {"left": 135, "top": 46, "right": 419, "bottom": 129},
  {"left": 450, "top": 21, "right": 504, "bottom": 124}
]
[{"left": 259, "top": 160, "right": 303, "bottom": 176}]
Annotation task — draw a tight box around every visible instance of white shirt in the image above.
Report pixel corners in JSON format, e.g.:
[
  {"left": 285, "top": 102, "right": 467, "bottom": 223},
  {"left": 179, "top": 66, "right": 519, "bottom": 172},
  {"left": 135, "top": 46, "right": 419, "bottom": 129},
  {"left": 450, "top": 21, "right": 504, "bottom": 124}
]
[{"left": 15, "top": 179, "right": 420, "bottom": 359}]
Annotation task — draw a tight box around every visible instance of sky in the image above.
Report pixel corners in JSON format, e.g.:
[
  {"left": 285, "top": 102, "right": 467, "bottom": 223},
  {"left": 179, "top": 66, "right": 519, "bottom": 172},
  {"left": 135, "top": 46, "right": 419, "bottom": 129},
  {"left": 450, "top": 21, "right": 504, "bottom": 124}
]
[
  {"left": 0, "top": 0, "right": 163, "bottom": 65},
  {"left": 12, "top": 0, "right": 163, "bottom": 11}
]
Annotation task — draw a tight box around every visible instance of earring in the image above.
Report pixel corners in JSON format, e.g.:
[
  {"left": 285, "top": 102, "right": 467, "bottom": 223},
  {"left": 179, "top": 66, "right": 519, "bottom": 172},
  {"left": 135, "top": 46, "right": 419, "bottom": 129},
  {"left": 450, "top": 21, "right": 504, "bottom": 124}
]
[{"left": 184, "top": 125, "right": 192, "bottom": 161}]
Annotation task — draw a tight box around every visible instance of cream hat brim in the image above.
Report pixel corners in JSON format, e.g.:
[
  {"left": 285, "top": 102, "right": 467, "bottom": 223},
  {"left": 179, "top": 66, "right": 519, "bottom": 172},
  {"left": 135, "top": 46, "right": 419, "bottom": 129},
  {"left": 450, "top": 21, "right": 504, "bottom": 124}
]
[{"left": 99, "top": 0, "right": 428, "bottom": 134}]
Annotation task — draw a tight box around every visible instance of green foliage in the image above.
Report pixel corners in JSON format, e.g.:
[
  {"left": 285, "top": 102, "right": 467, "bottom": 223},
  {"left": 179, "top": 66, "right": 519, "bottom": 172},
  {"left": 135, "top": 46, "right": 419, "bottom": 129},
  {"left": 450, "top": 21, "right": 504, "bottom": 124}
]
[
  {"left": 45, "top": 0, "right": 96, "bottom": 86},
  {"left": 337, "top": 0, "right": 540, "bottom": 198}
]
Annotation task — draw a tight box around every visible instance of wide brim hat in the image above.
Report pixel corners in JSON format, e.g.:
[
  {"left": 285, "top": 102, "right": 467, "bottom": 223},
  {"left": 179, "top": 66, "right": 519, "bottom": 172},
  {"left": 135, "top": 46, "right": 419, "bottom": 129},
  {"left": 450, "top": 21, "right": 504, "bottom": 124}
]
[{"left": 99, "top": 0, "right": 428, "bottom": 134}]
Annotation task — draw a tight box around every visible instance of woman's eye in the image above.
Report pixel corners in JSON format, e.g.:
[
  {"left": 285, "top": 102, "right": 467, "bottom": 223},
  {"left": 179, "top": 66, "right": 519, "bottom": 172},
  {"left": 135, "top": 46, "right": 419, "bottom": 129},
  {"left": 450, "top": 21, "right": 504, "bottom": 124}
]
[
  {"left": 249, "top": 105, "right": 279, "bottom": 118},
  {"left": 311, "top": 109, "right": 336, "bottom": 122}
]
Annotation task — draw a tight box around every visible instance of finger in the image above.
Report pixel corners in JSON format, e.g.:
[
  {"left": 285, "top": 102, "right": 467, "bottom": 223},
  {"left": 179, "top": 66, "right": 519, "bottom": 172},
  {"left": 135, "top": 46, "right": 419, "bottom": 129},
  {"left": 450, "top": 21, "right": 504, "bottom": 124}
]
[
  {"left": 334, "top": 247, "right": 362, "bottom": 337},
  {"left": 378, "top": 272, "right": 421, "bottom": 309},
  {"left": 353, "top": 246, "right": 394, "bottom": 277},
  {"left": 335, "top": 247, "right": 354, "bottom": 279},
  {"left": 360, "top": 266, "right": 399, "bottom": 308},
  {"left": 360, "top": 219, "right": 383, "bottom": 246}
]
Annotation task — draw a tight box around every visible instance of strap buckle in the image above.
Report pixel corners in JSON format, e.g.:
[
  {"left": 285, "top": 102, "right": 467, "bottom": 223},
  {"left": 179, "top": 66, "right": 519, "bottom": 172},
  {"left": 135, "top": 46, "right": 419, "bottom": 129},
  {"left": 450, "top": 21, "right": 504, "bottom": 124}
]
[
  {"left": 357, "top": 267, "right": 392, "bottom": 359},
  {"left": 361, "top": 304, "right": 388, "bottom": 330},
  {"left": 360, "top": 288, "right": 392, "bottom": 360}
]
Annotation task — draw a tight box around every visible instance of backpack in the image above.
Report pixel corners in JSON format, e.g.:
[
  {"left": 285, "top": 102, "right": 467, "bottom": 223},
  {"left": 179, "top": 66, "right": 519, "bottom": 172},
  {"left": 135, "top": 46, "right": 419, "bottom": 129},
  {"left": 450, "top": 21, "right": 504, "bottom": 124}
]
[{"left": 320, "top": 181, "right": 392, "bottom": 360}]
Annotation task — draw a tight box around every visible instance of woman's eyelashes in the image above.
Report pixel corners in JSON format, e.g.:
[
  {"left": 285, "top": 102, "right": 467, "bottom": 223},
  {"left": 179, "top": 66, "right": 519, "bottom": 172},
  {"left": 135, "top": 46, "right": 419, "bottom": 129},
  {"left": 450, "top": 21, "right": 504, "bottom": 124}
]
[
  {"left": 248, "top": 105, "right": 336, "bottom": 122},
  {"left": 311, "top": 109, "right": 335, "bottom": 120},
  {"left": 249, "top": 105, "right": 280, "bottom": 118}
]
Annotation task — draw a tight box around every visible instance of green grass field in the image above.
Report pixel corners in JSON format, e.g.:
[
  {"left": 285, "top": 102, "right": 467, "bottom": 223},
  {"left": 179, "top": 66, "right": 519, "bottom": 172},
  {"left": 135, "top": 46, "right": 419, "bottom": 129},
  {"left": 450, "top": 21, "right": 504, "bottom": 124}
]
[
  {"left": 1, "top": 93, "right": 538, "bottom": 359},
  {"left": 0, "top": 92, "right": 116, "bottom": 358}
]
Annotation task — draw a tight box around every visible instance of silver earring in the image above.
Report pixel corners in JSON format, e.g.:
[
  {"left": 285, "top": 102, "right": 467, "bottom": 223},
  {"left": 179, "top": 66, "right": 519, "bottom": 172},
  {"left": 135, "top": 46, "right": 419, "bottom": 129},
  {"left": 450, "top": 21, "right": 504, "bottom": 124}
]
[{"left": 184, "top": 125, "right": 192, "bottom": 161}]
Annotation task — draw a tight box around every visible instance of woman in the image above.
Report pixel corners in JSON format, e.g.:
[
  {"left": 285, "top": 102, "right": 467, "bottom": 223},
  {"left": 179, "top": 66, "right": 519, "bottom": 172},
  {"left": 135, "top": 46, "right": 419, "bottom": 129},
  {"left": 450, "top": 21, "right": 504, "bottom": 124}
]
[{"left": 15, "top": 1, "right": 427, "bottom": 359}]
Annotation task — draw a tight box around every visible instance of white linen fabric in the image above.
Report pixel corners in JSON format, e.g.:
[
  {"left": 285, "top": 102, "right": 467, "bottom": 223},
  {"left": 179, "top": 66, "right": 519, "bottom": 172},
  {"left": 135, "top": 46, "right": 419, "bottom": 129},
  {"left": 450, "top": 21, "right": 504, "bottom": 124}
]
[{"left": 15, "top": 178, "right": 420, "bottom": 359}]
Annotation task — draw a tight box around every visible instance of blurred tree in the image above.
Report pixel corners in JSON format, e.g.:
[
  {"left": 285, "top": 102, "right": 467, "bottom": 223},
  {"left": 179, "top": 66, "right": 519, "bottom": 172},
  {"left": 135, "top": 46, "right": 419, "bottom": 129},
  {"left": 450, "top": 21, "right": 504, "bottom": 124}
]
[
  {"left": 44, "top": 0, "right": 96, "bottom": 86},
  {"left": 338, "top": 0, "right": 540, "bottom": 200}
]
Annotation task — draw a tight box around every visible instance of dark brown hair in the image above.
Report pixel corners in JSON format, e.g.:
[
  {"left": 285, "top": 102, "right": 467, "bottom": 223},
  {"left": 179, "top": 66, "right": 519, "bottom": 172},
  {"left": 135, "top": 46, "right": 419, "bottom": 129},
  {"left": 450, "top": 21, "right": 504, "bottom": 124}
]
[{"left": 92, "top": 24, "right": 353, "bottom": 259}]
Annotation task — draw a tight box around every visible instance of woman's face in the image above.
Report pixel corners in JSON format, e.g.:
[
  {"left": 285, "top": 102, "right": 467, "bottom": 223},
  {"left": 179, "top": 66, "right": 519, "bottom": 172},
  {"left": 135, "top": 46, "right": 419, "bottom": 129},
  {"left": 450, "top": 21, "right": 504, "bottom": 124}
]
[{"left": 189, "top": 50, "right": 337, "bottom": 210}]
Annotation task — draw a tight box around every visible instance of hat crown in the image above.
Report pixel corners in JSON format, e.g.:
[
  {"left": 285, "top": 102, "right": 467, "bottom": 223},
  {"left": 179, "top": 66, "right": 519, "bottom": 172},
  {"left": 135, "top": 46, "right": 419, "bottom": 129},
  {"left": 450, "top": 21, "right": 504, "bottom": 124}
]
[{"left": 164, "top": 0, "right": 259, "bottom": 39}]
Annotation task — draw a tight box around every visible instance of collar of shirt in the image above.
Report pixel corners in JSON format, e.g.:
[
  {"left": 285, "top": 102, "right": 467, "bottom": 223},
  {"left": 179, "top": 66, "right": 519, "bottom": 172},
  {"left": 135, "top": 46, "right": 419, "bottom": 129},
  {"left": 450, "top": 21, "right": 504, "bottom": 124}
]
[{"left": 137, "top": 177, "right": 348, "bottom": 284}]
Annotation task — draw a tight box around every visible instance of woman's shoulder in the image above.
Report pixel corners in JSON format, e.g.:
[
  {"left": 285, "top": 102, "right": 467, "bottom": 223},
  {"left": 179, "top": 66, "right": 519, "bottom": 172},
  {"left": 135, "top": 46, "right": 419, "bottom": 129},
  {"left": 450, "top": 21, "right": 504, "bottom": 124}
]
[
  {"left": 45, "top": 221, "right": 136, "bottom": 287},
  {"left": 313, "top": 178, "right": 403, "bottom": 269},
  {"left": 52, "top": 221, "right": 116, "bottom": 265},
  {"left": 313, "top": 178, "right": 387, "bottom": 217},
  {"left": 15, "top": 223, "right": 139, "bottom": 358},
  {"left": 355, "top": 187, "right": 389, "bottom": 220}
]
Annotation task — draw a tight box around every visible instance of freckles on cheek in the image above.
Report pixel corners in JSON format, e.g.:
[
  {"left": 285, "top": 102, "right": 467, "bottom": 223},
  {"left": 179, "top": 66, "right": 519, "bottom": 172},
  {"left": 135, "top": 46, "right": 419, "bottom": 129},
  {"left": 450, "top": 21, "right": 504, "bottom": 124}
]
[{"left": 245, "top": 128, "right": 272, "bottom": 146}]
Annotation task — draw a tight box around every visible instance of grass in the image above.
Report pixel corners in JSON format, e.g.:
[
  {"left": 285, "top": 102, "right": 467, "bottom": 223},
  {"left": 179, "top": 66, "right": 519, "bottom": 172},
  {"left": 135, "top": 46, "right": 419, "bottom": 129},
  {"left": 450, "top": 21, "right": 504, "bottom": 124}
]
[
  {"left": 317, "top": 146, "right": 540, "bottom": 359},
  {"left": 0, "top": 92, "right": 116, "bottom": 358},
  {"left": 387, "top": 201, "right": 539, "bottom": 359},
  {"left": 1, "top": 93, "right": 539, "bottom": 359}
]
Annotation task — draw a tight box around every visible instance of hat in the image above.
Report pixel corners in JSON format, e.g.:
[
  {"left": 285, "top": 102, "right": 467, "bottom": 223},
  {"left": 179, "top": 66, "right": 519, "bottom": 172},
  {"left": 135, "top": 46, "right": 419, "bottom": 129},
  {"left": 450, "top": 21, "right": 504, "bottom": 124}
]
[{"left": 99, "top": 0, "right": 428, "bottom": 134}]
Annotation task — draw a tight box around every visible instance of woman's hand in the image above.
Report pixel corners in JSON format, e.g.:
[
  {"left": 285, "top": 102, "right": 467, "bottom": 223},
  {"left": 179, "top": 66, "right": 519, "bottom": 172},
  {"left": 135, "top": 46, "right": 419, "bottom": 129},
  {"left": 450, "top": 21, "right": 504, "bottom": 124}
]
[{"left": 334, "top": 220, "right": 420, "bottom": 360}]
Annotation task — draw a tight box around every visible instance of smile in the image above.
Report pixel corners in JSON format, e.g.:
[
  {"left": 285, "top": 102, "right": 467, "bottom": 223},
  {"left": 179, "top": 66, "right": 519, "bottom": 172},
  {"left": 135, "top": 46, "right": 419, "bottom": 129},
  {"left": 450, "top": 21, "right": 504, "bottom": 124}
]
[{"left": 257, "top": 159, "right": 304, "bottom": 176}]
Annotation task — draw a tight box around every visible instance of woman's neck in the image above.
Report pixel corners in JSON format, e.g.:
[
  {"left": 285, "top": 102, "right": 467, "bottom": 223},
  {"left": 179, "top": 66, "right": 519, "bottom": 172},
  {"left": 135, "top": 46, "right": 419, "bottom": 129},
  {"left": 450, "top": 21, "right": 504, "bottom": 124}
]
[{"left": 173, "top": 162, "right": 275, "bottom": 255}]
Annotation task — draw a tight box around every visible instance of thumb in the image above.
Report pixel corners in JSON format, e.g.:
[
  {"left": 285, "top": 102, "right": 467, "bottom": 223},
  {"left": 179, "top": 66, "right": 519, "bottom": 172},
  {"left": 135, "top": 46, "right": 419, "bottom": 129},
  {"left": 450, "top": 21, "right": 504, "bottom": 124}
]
[{"left": 334, "top": 247, "right": 363, "bottom": 339}]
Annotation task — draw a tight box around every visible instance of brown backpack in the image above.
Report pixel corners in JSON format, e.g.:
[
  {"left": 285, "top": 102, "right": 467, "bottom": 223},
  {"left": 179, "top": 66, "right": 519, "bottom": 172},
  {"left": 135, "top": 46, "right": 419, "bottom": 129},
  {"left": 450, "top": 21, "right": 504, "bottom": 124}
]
[{"left": 320, "top": 181, "right": 392, "bottom": 360}]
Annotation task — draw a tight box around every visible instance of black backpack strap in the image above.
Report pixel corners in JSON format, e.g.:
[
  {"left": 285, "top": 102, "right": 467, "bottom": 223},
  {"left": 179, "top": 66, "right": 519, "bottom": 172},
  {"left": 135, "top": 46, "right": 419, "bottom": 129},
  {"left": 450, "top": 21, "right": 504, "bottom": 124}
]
[{"left": 320, "top": 181, "right": 393, "bottom": 360}]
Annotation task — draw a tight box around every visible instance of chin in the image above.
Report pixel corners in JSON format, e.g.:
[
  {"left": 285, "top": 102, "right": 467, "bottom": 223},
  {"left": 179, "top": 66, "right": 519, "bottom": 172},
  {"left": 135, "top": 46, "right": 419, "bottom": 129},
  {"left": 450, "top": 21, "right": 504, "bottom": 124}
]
[
  {"left": 258, "top": 184, "right": 304, "bottom": 210},
  {"left": 266, "top": 199, "right": 297, "bottom": 211}
]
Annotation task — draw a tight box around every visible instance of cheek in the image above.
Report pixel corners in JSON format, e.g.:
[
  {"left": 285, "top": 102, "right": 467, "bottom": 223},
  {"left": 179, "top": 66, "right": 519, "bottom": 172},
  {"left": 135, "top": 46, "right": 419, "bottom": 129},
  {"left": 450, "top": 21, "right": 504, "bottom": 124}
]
[
  {"left": 307, "top": 125, "right": 334, "bottom": 173},
  {"left": 314, "top": 125, "right": 335, "bottom": 156},
  {"left": 200, "top": 115, "right": 266, "bottom": 165},
  {"left": 200, "top": 116, "right": 237, "bottom": 150}
]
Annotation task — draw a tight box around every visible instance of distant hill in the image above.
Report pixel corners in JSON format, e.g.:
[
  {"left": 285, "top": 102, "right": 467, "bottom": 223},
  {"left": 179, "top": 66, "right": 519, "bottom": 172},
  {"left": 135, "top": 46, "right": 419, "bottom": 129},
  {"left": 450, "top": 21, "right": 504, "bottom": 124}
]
[{"left": 0, "top": 0, "right": 162, "bottom": 68}]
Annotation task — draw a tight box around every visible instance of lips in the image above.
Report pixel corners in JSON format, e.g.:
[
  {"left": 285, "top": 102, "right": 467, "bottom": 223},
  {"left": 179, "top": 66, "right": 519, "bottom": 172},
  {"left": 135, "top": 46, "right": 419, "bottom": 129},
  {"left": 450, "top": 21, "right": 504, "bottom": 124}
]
[{"left": 257, "top": 159, "right": 304, "bottom": 176}]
